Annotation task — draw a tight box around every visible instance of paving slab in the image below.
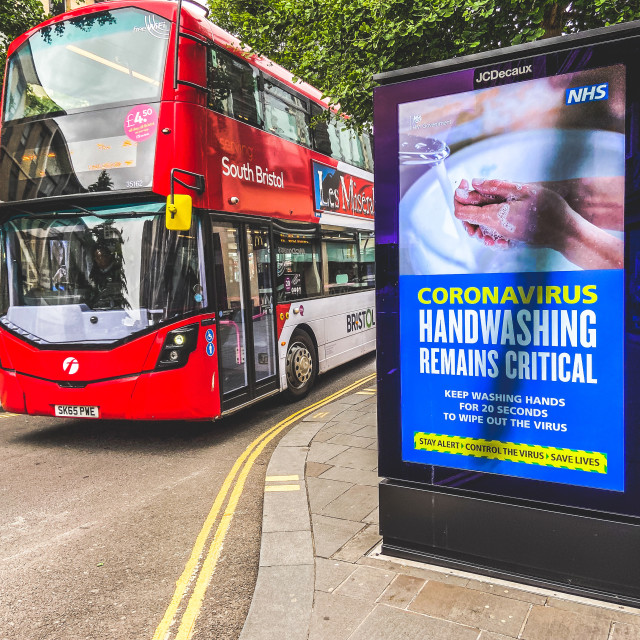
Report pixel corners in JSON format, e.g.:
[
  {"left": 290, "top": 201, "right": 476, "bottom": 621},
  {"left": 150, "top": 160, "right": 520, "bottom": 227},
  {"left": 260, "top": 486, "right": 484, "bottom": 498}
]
[
  {"left": 410, "top": 580, "right": 531, "bottom": 637},
  {"left": 262, "top": 487, "right": 310, "bottom": 533},
  {"left": 350, "top": 413, "right": 378, "bottom": 426},
  {"left": 351, "top": 425, "right": 377, "bottom": 439},
  {"left": 306, "top": 476, "right": 353, "bottom": 513},
  {"left": 259, "top": 530, "right": 314, "bottom": 567},
  {"left": 360, "top": 402, "right": 378, "bottom": 413},
  {"left": 239, "top": 565, "right": 314, "bottom": 640},
  {"left": 319, "top": 420, "right": 369, "bottom": 436},
  {"left": 521, "top": 604, "right": 611, "bottom": 640},
  {"left": 378, "top": 574, "right": 426, "bottom": 609},
  {"left": 332, "top": 524, "right": 382, "bottom": 563},
  {"left": 358, "top": 556, "right": 470, "bottom": 587},
  {"left": 311, "top": 430, "right": 336, "bottom": 443},
  {"left": 478, "top": 632, "right": 519, "bottom": 640},
  {"left": 319, "top": 484, "right": 379, "bottom": 521},
  {"left": 466, "top": 578, "right": 547, "bottom": 606},
  {"left": 314, "top": 557, "right": 357, "bottom": 593},
  {"left": 266, "top": 445, "right": 308, "bottom": 477},
  {"left": 306, "top": 462, "right": 332, "bottom": 477},
  {"left": 326, "top": 434, "right": 377, "bottom": 449},
  {"left": 348, "top": 604, "right": 480, "bottom": 640},
  {"left": 307, "top": 442, "right": 349, "bottom": 464},
  {"left": 611, "top": 622, "right": 640, "bottom": 639},
  {"left": 323, "top": 447, "right": 378, "bottom": 471},
  {"left": 348, "top": 394, "right": 377, "bottom": 405},
  {"left": 308, "top": 591, "right": 375, "bottom": 640},
  {"left": 333, "top": 565, "right": 395, "bottom": 601},
  {"left": 279, "top": 422, "right": 329, "bottom": 447},
  {"left": 330, "top": 409, "right": 366, "bottom": 422},
  {"left": 318, "top": 465, "right": 380, "bottom": 487},
  {"left": 546, "top": 596, "right": 640, "bottom": 627},
  {"left": 363, "top": 507, "right": 379, "bottom": 524},
  {"left": 311, "top": 514, "right": 365, "bottom": 559}
]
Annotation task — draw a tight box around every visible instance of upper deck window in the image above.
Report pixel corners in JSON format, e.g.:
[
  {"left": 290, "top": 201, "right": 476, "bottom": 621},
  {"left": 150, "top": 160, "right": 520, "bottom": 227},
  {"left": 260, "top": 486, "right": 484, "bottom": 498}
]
[
  {"left": 263, "top": 79, "right": 310, "bottom": 147},
  {"left": 208, "top": 47, "right": 263, "bottom": 128},
  {"left": 310, "top": 102, "right": 373, "bottom": 171},
  {"left": 310, "top": 102, "right": 332, "bottom": 156},
  {"left": 3, "top": 8, "right": 169, "bottom": 123}
]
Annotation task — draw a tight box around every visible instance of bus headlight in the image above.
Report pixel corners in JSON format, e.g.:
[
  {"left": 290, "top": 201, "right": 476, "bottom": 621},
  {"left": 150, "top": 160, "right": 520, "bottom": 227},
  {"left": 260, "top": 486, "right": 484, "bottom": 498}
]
[{"left": 155, "top": 324, "right": 199, "bottom": 370}]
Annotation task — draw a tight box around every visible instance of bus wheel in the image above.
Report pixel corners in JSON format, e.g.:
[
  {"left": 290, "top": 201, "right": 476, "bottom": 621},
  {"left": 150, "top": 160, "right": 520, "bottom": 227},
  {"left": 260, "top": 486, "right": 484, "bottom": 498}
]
[{"left": 285, "top": 331, "right": 317, "bottom": 398}]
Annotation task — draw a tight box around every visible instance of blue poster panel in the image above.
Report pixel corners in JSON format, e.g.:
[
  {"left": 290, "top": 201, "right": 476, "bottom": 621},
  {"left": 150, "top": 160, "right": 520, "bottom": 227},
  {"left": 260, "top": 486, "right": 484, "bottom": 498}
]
[{"left": 398, "top": 65, "right": 625, "bottom": 490}]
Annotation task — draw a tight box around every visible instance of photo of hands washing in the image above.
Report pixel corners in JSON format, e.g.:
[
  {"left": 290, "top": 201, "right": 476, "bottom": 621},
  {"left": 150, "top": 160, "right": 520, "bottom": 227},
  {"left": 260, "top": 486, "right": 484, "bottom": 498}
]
[{"left": 398, "top": 64, "right": 625, "bottom": 275}]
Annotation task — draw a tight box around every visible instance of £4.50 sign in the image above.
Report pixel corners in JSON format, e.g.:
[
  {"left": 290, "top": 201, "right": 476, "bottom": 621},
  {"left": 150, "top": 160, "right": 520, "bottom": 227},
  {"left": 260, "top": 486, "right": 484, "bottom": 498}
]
[{"left": 124, "top": 104, "right": 157, "bottom": 142}]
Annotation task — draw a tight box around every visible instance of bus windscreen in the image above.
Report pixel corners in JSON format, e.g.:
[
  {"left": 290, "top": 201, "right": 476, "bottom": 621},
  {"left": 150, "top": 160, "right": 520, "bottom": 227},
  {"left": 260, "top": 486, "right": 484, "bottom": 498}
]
[
  {"left": 3, "top": 8, "right": 169, "bottom": 122},
  {"left": 0, "top": 207, "right": 205, "bottom": 344}
]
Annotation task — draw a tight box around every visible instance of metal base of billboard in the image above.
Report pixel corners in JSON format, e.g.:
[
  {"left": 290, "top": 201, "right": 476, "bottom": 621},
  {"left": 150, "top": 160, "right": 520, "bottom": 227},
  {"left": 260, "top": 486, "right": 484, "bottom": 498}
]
[{"left": 380, "top": 480, "right": 640, "bottom": 607}]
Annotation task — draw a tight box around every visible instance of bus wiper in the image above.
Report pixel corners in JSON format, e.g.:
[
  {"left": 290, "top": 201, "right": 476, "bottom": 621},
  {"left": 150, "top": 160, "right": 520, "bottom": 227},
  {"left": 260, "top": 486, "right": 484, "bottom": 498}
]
[
  {"left": 66, "top": 206, "right": 155, "bottom": 219},
  {"left": 70, "top": 205, "right": 94, "bottom": 216},
  {"left": 6, "top": 205, "right": 160, "bottom": 221}
]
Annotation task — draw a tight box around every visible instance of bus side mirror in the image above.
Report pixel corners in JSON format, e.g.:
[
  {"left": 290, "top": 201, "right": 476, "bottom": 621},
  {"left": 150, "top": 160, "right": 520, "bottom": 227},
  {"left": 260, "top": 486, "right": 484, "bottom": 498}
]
[{"left": 166, "top": 194, "right": 192, "bottom": 230}]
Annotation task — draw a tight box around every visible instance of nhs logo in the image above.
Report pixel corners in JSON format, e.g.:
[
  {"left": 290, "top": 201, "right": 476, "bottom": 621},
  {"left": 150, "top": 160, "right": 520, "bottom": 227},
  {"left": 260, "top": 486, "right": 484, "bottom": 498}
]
[{"left": 565, "top": 83, "right": 608, "bottom": 105}]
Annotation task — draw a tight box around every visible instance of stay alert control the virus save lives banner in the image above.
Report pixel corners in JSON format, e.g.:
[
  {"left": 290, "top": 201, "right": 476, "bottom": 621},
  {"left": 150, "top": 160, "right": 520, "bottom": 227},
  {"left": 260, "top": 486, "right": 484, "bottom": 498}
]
[{"left": 398, "top": 64, "right": 625, "bottom": 490}]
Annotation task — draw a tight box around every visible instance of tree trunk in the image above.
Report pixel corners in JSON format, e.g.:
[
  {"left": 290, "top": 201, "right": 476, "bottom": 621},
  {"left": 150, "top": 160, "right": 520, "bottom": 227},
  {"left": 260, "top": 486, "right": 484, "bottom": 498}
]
[{"left": 541, "top": 1, "right": 568, "bottom": 38}]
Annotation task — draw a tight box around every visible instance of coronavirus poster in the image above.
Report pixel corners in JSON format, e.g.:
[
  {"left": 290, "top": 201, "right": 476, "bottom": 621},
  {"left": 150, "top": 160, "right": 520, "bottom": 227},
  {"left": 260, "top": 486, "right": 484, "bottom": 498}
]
[{"left": 398, "top": 64, "right": 625, "bottom": 490}]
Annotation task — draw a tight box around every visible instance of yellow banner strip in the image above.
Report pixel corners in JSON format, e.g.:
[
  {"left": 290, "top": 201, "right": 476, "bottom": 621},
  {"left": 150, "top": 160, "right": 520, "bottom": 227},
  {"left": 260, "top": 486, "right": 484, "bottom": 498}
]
[{"left": 414, "top": 432, "right": 607, "bottom": 474}]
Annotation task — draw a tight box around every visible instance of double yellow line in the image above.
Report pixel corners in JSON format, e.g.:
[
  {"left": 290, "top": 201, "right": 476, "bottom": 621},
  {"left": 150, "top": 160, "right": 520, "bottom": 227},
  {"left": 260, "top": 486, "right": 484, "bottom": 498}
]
[{"left": 152, "top": 372, "right": 376, "bottom": 640}]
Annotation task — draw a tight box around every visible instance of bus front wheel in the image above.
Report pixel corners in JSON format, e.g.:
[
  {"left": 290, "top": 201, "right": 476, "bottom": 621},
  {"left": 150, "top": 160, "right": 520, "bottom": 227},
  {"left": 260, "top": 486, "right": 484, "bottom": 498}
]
[{"left": 285, "top": 331, "right": 317, "bottom": 398}]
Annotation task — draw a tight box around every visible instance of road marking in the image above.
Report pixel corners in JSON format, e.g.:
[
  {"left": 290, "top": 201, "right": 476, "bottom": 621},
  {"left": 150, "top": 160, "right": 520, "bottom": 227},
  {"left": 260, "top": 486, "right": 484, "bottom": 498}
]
[
  {"left": 264, "top": 484, "right": 300, "bottom": 492},
  {"left": 153, "top": 372, "right": 376, "bottom": 640},
  {"left": 265, "top": 475, "right": 299, "bottom": 482},
  {"left": 355, "top": 391, "right": 375, "bottom": 395},
  {"left": 311, "top": 411, "right": 329, "bottom": 419},
  {"left": 0, "top": 413, "right": 18, "bottom": 419}
]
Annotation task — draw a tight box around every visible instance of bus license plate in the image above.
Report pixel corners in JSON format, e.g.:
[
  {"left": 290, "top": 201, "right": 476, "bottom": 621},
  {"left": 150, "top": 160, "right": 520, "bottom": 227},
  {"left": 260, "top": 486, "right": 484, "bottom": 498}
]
[{"left": 55, "top": 405, "right": 100, "bottom": 418}]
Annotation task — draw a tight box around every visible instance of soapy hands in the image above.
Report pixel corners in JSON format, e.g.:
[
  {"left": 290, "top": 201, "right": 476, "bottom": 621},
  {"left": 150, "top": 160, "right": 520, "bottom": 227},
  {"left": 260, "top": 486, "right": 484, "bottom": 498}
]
[
  {"left": 453, "top": 178, "right": 623, "bottom": 269},
  {"left": 454, "top": 179, "right": 571, "bottom": 248}
]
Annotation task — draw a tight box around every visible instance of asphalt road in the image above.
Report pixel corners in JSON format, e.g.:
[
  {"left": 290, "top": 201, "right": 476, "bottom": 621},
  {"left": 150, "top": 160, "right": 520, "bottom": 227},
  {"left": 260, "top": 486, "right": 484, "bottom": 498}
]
[{"left": 0, "top": 353, "right": 376, "bottom": 640}]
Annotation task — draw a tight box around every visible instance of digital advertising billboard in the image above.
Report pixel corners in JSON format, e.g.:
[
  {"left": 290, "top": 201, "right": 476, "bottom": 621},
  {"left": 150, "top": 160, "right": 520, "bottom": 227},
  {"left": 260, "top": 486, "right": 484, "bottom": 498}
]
[
  {"left": 399, "top": 64, "right": 625, "bottom": 492},
  {"left": 374, "top": 22, "right": 640, "bottom": 602}
]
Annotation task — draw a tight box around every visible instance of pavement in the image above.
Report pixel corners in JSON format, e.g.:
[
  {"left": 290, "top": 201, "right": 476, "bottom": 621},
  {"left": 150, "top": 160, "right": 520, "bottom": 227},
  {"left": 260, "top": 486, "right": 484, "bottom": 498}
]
[{"left": 239, "top": 382, "right": 640, "bottom": 640}]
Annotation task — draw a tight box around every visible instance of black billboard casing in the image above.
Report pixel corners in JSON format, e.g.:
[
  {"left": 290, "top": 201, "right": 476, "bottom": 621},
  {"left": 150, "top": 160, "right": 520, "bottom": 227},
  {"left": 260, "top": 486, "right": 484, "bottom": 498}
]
[{"left": 374, "top": 21, "right": 640, "bottom": 605}]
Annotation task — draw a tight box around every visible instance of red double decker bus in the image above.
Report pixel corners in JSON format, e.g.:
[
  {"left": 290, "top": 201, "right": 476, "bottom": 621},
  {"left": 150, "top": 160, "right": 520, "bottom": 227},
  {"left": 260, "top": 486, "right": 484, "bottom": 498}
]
[{"left": 0, "top": 0, "right": 375, "bottom": 420}]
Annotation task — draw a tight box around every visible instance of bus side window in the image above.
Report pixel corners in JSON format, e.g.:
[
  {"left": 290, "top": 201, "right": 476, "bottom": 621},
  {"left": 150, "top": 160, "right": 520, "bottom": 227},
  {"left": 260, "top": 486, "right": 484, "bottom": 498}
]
[
  {"left": 326, "top": 119, "right": 372, "bottom": 172},
  {"left": 310, "top": 102, "right": 332, "bottom": 157},
  {"left": 361, "top": 132, "right": 374, "bottom": 172},
  {"left": 263, "top": 80, "right": 310, "bottom": 147},
  {"left": 208, "top": 47, "right": 263, "bottom": 128},
  {"left": 275, "top": 231, "right": 320, "bottom": 301},
  {"left": 328, "top": 117, "right": 343, "bottom": 163},
  {"left": 358, "top": 231, "right": 375, "bottom": 288},
  {"left": 338, "top": 126, "right": 362, "bottom": 168},
  {"left": 322, "top": 231, "right": 359, "bottom": 295}
]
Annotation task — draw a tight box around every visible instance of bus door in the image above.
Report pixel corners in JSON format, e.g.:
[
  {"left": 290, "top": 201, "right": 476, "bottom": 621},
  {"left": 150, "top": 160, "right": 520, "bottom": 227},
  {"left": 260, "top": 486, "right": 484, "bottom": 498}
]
[{"left": 210, "top": 221, "right": 278, "bottom": 411}]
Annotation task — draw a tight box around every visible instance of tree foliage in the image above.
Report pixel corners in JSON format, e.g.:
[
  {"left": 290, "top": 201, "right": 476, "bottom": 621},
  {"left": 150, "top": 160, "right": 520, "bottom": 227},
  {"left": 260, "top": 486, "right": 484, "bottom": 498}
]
[
  {"left": 209, "top": 0, "right": 640, "bottom": 128},
  {"left": 0, "top": 0, "right": 46, "bottom": 90}
]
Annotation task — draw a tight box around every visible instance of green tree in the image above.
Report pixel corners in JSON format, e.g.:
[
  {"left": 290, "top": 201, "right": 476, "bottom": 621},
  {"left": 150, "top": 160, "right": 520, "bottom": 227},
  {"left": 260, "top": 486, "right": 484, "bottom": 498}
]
[
  {"left": 209, "top": 0, "right": 640, "bottom": 128},
  {"left": 0, "top": 0, "right": 46, "bottom": 90}
]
